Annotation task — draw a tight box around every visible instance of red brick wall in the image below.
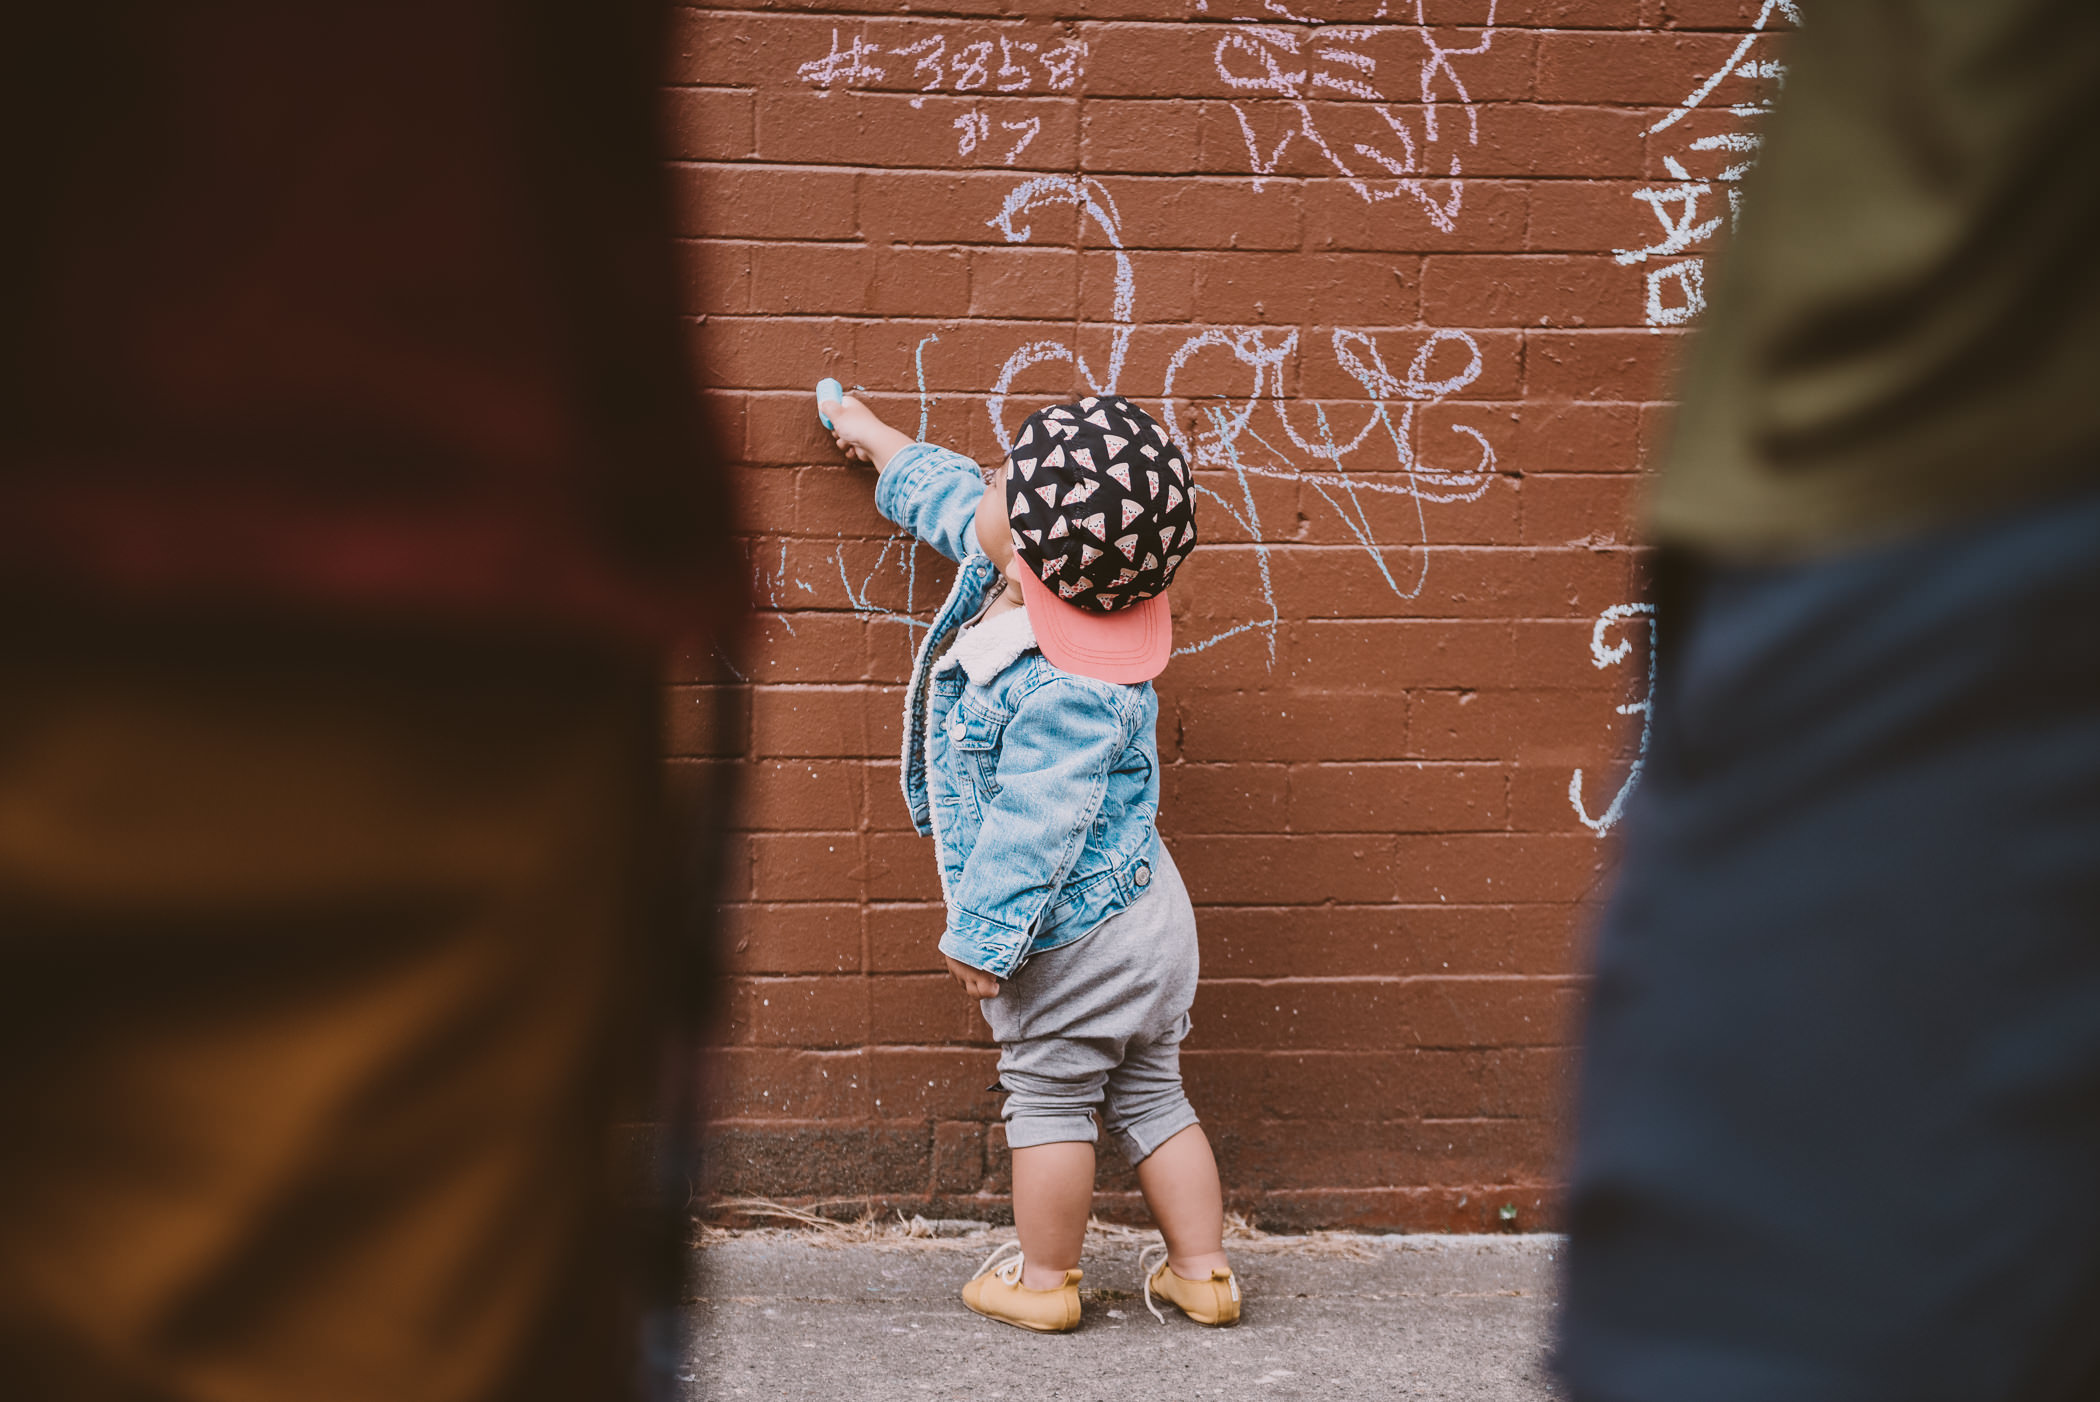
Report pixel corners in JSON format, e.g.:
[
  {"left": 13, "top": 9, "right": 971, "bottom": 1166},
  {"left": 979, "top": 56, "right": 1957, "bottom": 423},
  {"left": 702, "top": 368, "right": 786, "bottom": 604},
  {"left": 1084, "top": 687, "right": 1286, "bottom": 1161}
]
[{"left": 670, "top": 0, "right": 1786, "bottom": 1230}]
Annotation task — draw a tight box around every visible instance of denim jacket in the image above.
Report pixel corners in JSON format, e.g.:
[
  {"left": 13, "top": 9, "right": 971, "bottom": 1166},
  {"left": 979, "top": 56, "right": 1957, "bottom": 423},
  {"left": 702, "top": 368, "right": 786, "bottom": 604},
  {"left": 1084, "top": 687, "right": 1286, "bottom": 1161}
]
[{"left": 875, "top": 442, "right": 1163, "bottom": 979}]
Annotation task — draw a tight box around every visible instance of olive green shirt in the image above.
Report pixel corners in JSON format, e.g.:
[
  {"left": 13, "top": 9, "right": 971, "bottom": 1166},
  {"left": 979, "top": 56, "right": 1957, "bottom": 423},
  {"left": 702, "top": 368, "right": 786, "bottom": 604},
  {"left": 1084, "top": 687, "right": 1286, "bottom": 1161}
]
[{"left": 1653, "top": 0, "right": 2100, "bottom": 556}]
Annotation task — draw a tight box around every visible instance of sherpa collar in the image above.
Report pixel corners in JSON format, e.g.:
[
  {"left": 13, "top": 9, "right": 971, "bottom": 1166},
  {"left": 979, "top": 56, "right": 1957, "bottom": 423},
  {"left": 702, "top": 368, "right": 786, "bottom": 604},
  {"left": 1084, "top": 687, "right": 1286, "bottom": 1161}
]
[{"left": 935, "top": 604, "right": 1038, "bottom": 686}]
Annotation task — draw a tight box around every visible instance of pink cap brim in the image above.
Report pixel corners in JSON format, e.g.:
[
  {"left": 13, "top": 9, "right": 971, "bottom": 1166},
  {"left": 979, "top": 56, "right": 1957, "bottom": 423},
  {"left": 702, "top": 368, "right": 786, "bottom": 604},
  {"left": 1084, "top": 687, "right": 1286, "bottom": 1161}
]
[{"left": 1016, "top": 566, "right": 1173, "bottom": 684}]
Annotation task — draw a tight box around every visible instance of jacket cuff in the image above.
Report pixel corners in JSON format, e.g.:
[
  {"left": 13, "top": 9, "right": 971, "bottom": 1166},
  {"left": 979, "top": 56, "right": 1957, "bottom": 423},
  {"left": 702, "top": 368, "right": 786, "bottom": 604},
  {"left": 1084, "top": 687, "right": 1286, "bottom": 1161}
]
[
  {"left": 939, "top": 912, "right": 1033, "bottom": 981},
  {"left": 872, "top": 441, "right": 948, "bottom": 520}
]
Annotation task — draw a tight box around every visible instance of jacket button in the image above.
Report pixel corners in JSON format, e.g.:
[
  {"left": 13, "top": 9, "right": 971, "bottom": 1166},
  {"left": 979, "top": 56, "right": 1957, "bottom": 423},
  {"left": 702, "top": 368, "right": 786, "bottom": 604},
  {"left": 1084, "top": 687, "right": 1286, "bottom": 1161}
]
[{"left": 1134, "top": 863, "right": 1151, "bottom": 888}]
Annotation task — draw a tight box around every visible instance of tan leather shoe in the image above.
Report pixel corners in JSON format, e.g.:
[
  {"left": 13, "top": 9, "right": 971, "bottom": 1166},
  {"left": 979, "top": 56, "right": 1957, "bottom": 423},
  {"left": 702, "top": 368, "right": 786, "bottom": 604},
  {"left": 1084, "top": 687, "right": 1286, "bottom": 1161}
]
[
  {"left": 962, "top": 1243, "right": 1083, "bottom": 1333},
  {"left": 1142, "top": 1246, "right": 1241, "bottom": 1326}
]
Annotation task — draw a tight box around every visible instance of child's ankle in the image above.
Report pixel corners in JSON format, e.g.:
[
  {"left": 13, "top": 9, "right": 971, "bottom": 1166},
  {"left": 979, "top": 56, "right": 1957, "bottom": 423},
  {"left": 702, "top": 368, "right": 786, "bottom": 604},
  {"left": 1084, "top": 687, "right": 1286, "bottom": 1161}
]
[
  {"left": 1020, "top": 1259, "right": 1076, "bottom": 1291},
  {"left": 1168, "top": 1250, "right": 1231, "bottom": 1280}
]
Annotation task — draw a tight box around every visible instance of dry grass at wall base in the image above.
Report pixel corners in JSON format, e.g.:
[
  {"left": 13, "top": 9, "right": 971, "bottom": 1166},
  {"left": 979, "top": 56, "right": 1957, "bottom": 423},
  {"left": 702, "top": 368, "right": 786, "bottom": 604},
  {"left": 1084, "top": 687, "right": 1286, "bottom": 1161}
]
[{"left": 703, "top": 1197, "right": 1432, "bottom": 1262}]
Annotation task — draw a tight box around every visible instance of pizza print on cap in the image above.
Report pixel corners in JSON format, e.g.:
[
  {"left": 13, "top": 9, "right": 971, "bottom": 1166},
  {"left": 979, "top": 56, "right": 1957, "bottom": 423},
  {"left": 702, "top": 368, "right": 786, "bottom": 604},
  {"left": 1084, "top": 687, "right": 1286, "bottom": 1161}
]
[{"left": 1002, "top": 395, "right": 1199, "bottom": 613}]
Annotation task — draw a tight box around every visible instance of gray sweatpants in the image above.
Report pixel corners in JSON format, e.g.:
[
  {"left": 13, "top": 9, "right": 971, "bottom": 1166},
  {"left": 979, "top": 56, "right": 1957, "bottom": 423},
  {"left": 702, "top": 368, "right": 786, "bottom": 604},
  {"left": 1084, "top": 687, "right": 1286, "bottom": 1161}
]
[{"left": 981, "top": 843, "right": 1201, "bottom": 1164}]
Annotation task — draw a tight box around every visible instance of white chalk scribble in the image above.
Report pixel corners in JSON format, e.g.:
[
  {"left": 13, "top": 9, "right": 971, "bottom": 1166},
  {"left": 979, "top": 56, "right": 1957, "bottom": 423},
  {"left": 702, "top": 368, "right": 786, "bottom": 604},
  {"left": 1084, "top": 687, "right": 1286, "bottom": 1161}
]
[
  {"left": 1213, "top": 1, "right": 1496, "bottom": 222},
  {"left": 768, "top": 10, "right": 1510, "bottom": 668},
  {"left": 1569, "top": 603, "right": 1657, "bottom": 836},
  {"left": 1619, "top": 0, "right": 1794, "bottom": 329},
  {"left": 798, "top": 28, "right": 1086, "bottom": 105}
]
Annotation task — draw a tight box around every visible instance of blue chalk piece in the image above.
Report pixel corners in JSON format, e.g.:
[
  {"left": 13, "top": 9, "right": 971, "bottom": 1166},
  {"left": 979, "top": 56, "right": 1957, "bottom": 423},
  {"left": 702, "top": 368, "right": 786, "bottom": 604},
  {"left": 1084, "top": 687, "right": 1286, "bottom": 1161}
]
[{"left": 816, "top": 378, "right": 844, "bottom": 430}]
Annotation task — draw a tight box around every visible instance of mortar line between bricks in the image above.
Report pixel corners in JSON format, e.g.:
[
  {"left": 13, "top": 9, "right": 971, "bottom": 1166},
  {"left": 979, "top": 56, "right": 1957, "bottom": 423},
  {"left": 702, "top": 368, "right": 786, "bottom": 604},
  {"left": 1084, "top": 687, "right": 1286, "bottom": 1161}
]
[
  {"left": 736, "top": 542, "right": 1627, "bottom": 553},
  {"left": 732, "top": 972, "right": 1585, "bottom": 986},
  {"left": 676, "top": 159, "right": 1667, "bottom": 175},
  {"left": 1176, "top": 1045, "right": 1582, "bottom": 1056},
  {"left": 813, "top": 907, "right": 1599, "bottom": 915},
  {"left": 1142, "top": 973, "right": 1585, "bottom": 985},
  {"left": 676, "top": 5, "right": 1760, "bottom": 26},
  {"left": 711, "top": 1058, "right": 1574, "bottom": 1067},
  {"left": 670, "top": 157, "right": 1699, "bottom": 175},
  {"left": 716, "top": 1043, "right": 1582, "bottom": 1053},
  {"left": 678, "top": 9, "right": 1550, "bottom": 27}
]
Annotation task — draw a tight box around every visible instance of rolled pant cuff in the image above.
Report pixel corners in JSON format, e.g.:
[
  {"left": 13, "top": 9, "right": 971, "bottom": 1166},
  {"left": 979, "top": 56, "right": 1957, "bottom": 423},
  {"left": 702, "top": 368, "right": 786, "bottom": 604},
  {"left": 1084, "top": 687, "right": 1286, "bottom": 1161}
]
[
  {"left": 1109, "top": 1102, "right": 1200, "bottom": 1165},
  {"left": 1003, "top": 1112, "right": 1101, "bottom": 1150}
]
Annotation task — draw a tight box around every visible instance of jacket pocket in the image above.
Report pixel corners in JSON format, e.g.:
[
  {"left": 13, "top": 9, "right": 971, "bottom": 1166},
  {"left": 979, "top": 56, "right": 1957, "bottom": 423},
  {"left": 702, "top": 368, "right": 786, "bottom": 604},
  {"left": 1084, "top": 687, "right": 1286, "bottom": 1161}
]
[{"left": 949, "top": 701, "right": 1007, "bottom": 799}]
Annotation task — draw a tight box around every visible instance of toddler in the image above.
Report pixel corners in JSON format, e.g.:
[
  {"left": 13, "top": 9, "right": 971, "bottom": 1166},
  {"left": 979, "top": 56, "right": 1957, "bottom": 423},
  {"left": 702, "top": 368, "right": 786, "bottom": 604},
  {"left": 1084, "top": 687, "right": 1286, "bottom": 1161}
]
[{"left": 822, "top": 386, "right": 1239, "bottom": 1333}]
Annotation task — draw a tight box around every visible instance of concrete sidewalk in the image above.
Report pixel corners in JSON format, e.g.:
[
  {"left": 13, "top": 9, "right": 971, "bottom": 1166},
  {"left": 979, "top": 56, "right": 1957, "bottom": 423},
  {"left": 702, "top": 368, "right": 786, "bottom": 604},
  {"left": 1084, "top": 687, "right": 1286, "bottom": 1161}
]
[{"left": 685, "top": 1229, "right": 1563, "bottom": 1401}]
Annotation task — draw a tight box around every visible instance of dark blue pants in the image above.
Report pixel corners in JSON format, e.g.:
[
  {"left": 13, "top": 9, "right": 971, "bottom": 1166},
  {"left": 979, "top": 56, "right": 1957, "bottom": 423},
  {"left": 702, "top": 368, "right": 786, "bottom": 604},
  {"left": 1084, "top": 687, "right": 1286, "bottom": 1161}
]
[{"left": 1561, "top": 487, "right": 2100, "bottom": 1402}]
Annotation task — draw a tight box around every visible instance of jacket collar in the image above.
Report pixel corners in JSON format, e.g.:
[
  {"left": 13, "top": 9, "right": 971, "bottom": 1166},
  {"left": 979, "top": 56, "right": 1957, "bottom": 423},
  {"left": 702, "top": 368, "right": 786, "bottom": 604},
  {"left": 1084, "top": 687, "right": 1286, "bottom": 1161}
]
[{"left": 936, "top": 604, "right": 1038, "bottom": 686}]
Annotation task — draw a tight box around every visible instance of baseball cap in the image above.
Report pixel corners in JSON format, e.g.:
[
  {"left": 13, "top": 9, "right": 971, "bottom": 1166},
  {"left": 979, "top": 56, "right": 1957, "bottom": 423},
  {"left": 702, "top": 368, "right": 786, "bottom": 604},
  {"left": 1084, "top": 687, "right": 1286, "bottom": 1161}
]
[{"left": 1002, "top": 395, "right": 1198, "bottom": 684}]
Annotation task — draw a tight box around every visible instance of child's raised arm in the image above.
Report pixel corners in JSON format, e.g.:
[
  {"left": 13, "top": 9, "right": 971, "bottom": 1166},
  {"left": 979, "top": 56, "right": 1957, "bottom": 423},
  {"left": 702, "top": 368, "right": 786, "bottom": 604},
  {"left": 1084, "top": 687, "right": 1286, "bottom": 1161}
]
[
  {"left": 821, "top": 387, "right": 913, "bottom": 471},
  {"left": 821, "top": 386, "right": 989, "bottom": 564}
]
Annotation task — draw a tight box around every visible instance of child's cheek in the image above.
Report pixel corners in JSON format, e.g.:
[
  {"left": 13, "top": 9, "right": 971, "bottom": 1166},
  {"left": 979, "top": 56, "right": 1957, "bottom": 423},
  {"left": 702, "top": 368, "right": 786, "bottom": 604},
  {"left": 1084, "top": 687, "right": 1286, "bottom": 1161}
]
[{"left": 973, "top": 485, "right": 1014, "bottom": 566}]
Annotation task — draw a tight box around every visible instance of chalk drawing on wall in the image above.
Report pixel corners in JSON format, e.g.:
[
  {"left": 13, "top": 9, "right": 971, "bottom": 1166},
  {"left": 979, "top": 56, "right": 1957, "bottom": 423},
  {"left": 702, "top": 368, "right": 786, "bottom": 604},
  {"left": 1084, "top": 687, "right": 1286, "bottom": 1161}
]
[
  {"left": 976, "top": 172, "right": 1500, "bottom": 659},
  {"left": 1185, "top": 403, "right": 1285, "bottom": 663},
  {"left": 796, "top": 27, "right": 1084, "bottom": 165},
  {"left": 835, "top": 530, "right": 928, "bottom": 631},
  {"left": 1161, "top": 325, "right": 1495, "bottom": 611},
  {"left": 1617, "top": 0, "right": 1795, "bottom": 329},
  {"left": 983, "top": 174, "right": 1136, "bottom": 451},
  {"left": 759, "top": 13, "right": 1509, "bottom": 668},
  {"left": 1568, "top": 602, "right": 1656, "bottom": 837},
  {"left": 954, "top": 110, "right": 1042, "bottom": 163},
  {"left": 794, "top": 29, "right": 887, "bottom": 92},
  {"left": 760, "top": 186, "right": 1502, "bottom": 666},
  {"left": 1212, "top": 1, "right": 1496, "bottom": 223},
  {"left": 753, "top": 539, "right": 816, "bottom": 636},
  {"left": 798, "top": 29, "right": 1087, "bottom": 102}
]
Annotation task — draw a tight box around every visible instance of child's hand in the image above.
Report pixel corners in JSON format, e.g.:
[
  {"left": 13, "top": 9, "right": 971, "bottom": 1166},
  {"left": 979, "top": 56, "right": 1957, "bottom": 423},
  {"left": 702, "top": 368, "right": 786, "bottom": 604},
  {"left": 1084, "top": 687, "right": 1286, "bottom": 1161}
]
[
  {"left": 943, "top": 954, "right": 1000, "bottom": 1000},
  {"left": 824, "top": 393, "right": 913, "bottom": 472}
]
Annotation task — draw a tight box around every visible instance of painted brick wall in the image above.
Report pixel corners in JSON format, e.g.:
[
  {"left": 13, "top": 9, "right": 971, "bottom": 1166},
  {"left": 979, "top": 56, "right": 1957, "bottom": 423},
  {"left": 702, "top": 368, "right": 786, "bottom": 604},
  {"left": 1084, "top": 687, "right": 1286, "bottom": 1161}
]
[{"left": 669, "top": 0, "right": 1787, "bottom": 1230}]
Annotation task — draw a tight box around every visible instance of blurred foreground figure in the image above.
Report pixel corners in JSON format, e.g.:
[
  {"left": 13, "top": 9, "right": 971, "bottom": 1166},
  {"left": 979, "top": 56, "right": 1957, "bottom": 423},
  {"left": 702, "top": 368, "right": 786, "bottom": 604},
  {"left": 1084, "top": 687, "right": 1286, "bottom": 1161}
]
[
  {"left": 1560, "top": 4, "right": 2100, "bottom": 1400},
  {"left": 0, "top": 5, "right": 735, "bottom": 1399}
]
